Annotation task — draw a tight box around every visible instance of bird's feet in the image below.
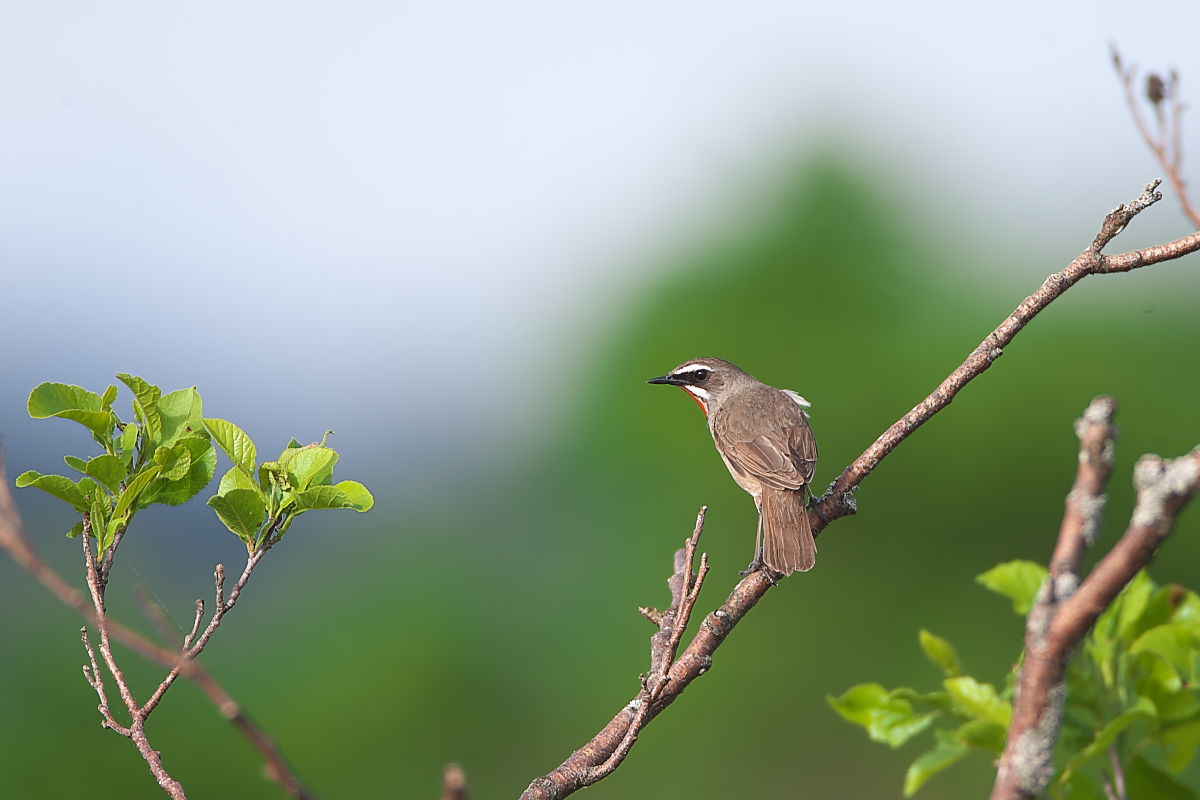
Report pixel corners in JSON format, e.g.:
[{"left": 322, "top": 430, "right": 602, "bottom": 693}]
[{"left": 739, "top": 558, "right": 783, "bottom": 585}]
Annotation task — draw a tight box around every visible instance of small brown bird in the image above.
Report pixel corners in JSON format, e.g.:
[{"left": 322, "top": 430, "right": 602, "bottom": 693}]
[{"left": 648, "top": 358, "right": 819, "bottom": 575}]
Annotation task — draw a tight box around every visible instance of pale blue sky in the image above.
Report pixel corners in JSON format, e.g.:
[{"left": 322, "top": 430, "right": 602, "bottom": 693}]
[{"left": 2, "top": 1, "right": 1197, "bottom": 479}]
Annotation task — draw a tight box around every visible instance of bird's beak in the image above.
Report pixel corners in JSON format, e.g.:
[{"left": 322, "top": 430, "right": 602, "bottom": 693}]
[{"left": 647, "top": 374, "right": 685, "bottom": 386}]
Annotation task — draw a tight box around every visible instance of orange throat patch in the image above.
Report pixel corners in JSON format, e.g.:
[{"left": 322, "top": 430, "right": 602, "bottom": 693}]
[{"left": 681, "top": 387, "right": 709, "bottom": 416}]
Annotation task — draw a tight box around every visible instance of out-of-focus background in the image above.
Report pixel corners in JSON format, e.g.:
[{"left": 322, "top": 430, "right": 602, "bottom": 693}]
[{"left": 3, "top": 2, "right": 1199, "bottom": 797}]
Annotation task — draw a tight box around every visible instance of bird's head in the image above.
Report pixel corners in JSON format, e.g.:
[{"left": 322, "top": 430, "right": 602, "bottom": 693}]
[{"left": 646, "top": 357, "right": 750, "bottom": 415}]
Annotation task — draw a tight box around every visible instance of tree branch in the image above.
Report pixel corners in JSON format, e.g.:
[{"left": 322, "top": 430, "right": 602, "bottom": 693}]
[
  {"left": 0, "top": 455, "right": 317, "bottom": 800},
  {"left": 517, "top": 180, "right": 1200, "bottom": 798},
  {"left": 1111, "top": 46, "right": 1200, "bottom": 228},
  {"left": 992, "top": 442, "right": 1200, "bottom": 800},
  {"left": 812, "top": 179, "right": 1200, "bottom": 528}
]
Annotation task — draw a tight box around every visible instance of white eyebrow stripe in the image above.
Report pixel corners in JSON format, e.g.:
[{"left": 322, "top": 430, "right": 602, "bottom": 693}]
[
  {"left": 673, "top": 363, "right": 713, "bottom": 375},
  {"left": 782, "top": 390, "right": 811, "bottom": 408}
]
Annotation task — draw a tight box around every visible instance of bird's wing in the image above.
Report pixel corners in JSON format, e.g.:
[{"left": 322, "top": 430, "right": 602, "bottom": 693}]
[{"left": 714, "top": 411, "right": 817, "bottom": 492}]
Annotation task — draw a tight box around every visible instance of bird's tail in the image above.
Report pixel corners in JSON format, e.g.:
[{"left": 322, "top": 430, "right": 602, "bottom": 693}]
[{"left": 761, "top": 488, "right": 817, "bottom": 575}]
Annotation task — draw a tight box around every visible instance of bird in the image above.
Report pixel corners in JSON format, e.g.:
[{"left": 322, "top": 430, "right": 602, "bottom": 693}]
[{"left": 648, "top": 357, "right": 819, "bottom": 575}]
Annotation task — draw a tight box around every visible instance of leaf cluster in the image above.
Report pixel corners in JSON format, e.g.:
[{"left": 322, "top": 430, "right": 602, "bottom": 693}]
[
  {"left": 16, "top": 376, "right": 373, "bottom": 555},
  {"left": 829, "top": 561, "right": 1200, "bottom": 798}
]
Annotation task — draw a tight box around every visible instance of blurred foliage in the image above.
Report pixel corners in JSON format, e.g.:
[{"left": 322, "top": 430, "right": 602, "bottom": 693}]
[
  {"left": 2, "top": 154, "right": 1199, "bottom": 798},
  {"left": 833, "top": 564, "right": 1200, "bottom": 797}
]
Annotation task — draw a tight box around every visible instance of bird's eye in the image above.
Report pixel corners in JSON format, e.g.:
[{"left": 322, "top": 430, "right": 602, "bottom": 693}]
[{"left": 691, "top": 369, "right": 711, "bottom": 382}]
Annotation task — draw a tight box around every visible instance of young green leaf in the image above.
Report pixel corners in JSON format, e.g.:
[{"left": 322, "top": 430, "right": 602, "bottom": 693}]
[
  {"left": 154, "top": 444, "right": 193, "bottom": 481},
  {"left": 203, "top": 418, "right": 257, "bottom": 477},
  {"left": 64, "top": 455, "right": 89, "bottom": 473},
  {"left": 15, "top": 471, "right": 88, "bottom": 510},
  {"left": 207, "top": 489, "right": 266, "bottom": 543},
  {"left": 1130, "top": 624, "right": 1199, "bottom": 684},
  {"left": 1058, "top": 696, "right": 1156, "bottom": 784},
  {"left": 112, "top": 465, "right": 162, "bottom": 522},
  {"left": 143, "top": 436, "right": 217, "bottom": 506},
  {"left": 282, "top": 446, "right": 339, "bottom": 491},
  {"left": 827, "top": 683, "right": 939, "bottom": 748},
  {"left": 218, "top": 465, "right": 261, "bottom": 496},
  {"left": 67, "top": 521, "right": 84, "bottom": 539},
  {"left": 943, "top": 676, "right": 1012, "bottom": 726},
  {"left": 157, "top": 387, "right": 204, "bottom": 445},
  {"left": 903, "top": 736, "right": 969, "bottom": 797},
  {"left": 117, "top": 374, "right": 163, "bottom": 443},
  {"left": 83, "top": 454, "right": 128, "bottom": 493},
  {"left": 100, "top": 384, "right": 119, "bottom": 407},
  {"left": 291, "top": 481, "right": 374, "bottom": 513},
  {"left": 27, "top": 382, "right": 116, "bottom": 440},
  {"left": 919, "top": 629, "right": 961, "bottom": 677},
  {"left": 975, "top": 560, "right": 1048, "bottom": 615},
  {"left": 955, "top": 718, "right": 1006, "bottom": 752}
]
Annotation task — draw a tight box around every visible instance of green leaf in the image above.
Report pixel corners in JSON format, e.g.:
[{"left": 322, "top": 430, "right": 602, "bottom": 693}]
[
  {"left": 943, "top": 676, "right": 1011, "bottom": 726},
  {"left": 83, "top": 454, "right": 127, "bottom": 492},
  {"left": 1117, "top": 570, "right": 1156, "bottom": 641},
  {"left": 203, "top": 418, "right": 257, "bottom": 477},
  {"left": 67, "top": 521, "right": 84, "bottom": 539},
  {"left": 1130, "top": 624, "right": 1199, "bottom": 685},
  {"left": 333, "top": 480, "right": 373, "bottom": 511},
  {"left": 828, "top": 684, "right": 939, "bottom": 748},
  {"left": 888, "top": 688, "right": 955, "bottom": 712},
  {"left": 157, "top": 387, "right": 204, "bottom": 445},
  {"left": 291, "top": 481, "right": 374, "bottom": 513},
  {"left": 1163, "top": 720, "right": 1200, "bottom": 773},
  {"left": 144, "top": 436, "right": 217, "bottom": 506},
  {"left": 920, "top": 629, "right": 961, "bottom": 677},
  {"left": 1126, "top": 755, "right": 1200, "bottom": 800},
  {"left": 14, "top": 471, "right": 87, "bottom": 511},
  {"left": 116, "top": 374, "right": 163, "bottom": 443},
  {"left": 218, "top": 465, "right": 261, "bottom": 496},
  {"left": 955, "top": 718, "right": 1006, "bottom": 752},
  {"left": 154, "top": 444, "right": 192, "bottom": 481},
  {"left": 112, "top": 465, "right": 162, "bottom": 522},
  {"left": 975, "top": 560, "right": 1048, "bottom": 615},
  {"left": 1058, "top": 696, "right": 1156, "bottom": 783},
  {"left": 280, "top": 445, "right": 339, "bottom": 491},
  {"left": 903, "top": 738, "right": 970, "bottom": 797},
  {"left": 100, "top": 385, "right": 119, "bottom": 407},
  {"left": 207, "top": 489, "right": 266, "bottom": 543},
  {"left": 27, "top": 382, "right": 116, "bottom": 439}
]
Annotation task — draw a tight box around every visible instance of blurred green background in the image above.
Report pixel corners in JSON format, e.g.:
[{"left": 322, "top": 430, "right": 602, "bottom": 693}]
[{"left": 3, "top": 3, "right": 1200, "bottom": 799}]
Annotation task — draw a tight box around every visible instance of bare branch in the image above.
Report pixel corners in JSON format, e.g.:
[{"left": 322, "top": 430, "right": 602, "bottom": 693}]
[
  {"left": 813, "top": 180, "right": 1200, "bottom": 530},
  {"left": 521, "top": 508, "right": 716, "bottom": 799},
  {"left": 0, "top": 455, "right": 317, "bottom": 800},
  {"left": 992, "top": 446, "right": 1200, "bottom": 800},
  {"left": 1111, "top": 45, "right": 1200, "bottom": 228},
  {"left": 81, "top": 627, "right": 130, "bottom": 736}
]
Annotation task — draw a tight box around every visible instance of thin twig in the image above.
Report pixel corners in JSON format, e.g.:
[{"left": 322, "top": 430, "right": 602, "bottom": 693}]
[
  {"left": 522, "top": 508, "right": 713, "bottom": 799},
  {"left": 81, "top": 518, "right": 189, "bottom": 800},
  {"left": 81, "top": 627, "right": 129, "bottom": 735},
  {"left": 992, "top": 447, "right": 1200, "bottom": 800},
  {"left": 0, "top": 455, "right": 317, "bottom": 800},
  {"left": 1111, "top": 46, "right": 1200, "bottom": 228}
]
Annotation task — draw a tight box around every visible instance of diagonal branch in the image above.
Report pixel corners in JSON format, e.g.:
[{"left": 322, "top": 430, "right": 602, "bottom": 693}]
[
  {"left": 812, "top": 179, "right": 1200, "bottom": 528},
  {"left": 516, "top": 181, "right": 1200, "bottom": 798},
  {"left": 992, "top": 445, "right": 1200, "bottom": 800}
]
